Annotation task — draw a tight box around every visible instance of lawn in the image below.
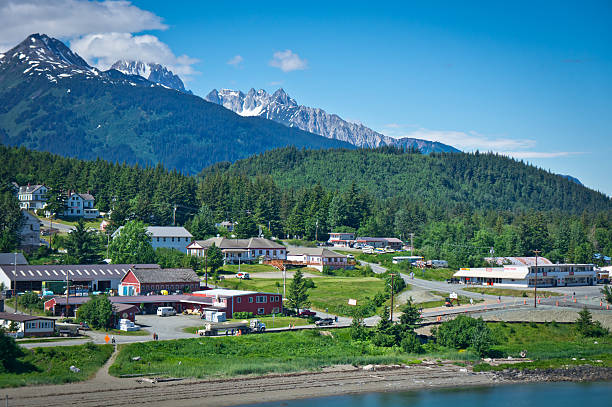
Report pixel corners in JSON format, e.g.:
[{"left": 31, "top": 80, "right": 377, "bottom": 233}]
[
  {"left": 463, "top": 287, "right": 562, "bottom": 298},
  {"left": 219, "top": 264, "right": 280, "bottom": 274},
  {"left": 39, "top": 216, "right": 103, "bottom": 230},
  {"left": 93, "top": 328, "right": 151, "bottom": 336},
  {"left": 219, "top": 276, "right": 389, "bottom": 316},
  {"left": 412, "top": 268, "right": 456, "bottom": 282},
  {"left": 0, "top": 343, "right": 113, "bottom": 388},
  {"left": 182, "top": 316, "right": 309, "bottom": 334},
  {"left": 110, "top": 329, "right": 421, "bottom": 379}
]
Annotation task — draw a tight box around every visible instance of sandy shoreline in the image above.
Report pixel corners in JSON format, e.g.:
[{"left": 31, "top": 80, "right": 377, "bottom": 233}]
[{"left": 2, "top": 363, "right": 611, "bottom": 407}]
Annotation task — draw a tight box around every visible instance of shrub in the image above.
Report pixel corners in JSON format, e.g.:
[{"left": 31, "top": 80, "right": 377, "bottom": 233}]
[
  {"left": 436, "top": 315, "right": 493, "bottom": 356},
  {"left": 401, "top": 333, "right": 424, "bottom": 354},
  {"left": 233, "top": 312, "right": 254, "bottom": 319},
  {"left": 575, "top": 307, "right": 609, "bottom": 337}
]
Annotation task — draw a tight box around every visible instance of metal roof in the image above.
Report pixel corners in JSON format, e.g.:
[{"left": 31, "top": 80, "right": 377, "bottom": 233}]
[
  {"left": 0, "top": 264, "right": 159, "bottom": 282},
  {"left": 128, "top": 268, "right": 200, "bottom": 284},
  {"left": 0, "top": 253, "right": 28, "bottom": 266},
  {"left": 454, "top": 267, "right": 530, "bottom": 279},
  {"left": 287, "top": 247, "right": 346, "bottom": 257},
  {"left": 49, "top": 294, "right": 217, "bottom": 306},
  {"left": 190, "top": 237, "right": 285, "bottom": 250},
  {"left": 0, "top": 312, "right": 53, "bottom": 322}
]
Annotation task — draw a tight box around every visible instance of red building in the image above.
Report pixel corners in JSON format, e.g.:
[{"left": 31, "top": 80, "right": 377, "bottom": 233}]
[
  {"left": 118, "top": 267, "right": 201, "bottom": 296},
  {"left": 192, "top": 289, "right": 282, "bottom": 317}
]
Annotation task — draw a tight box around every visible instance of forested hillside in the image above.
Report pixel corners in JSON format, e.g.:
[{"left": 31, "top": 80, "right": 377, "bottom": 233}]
[
  {"left": 2, "top": 145, "right": 612, "bottom": 268},
  {"left": 202, "top": 146, "right": 612, "bottom": 213}
]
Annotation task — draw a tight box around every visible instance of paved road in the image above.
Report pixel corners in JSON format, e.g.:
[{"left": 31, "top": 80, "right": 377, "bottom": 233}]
[{"left": 39, "top": 218, "right": 75, "bottom": 232}]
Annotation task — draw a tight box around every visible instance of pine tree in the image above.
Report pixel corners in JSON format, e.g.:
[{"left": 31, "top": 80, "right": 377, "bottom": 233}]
[
  {"left": 286, "top": 269, "right": 311, "bottom": 312},
  {"left": 206, "top": 243, "right": 224, "bottom": 273},
  {"left": 64, "top": 219, "right": 102, "bottom": 264}
]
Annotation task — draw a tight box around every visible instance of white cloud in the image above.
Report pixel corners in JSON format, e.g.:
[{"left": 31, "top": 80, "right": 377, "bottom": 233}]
[
  {"left": 269, "top": 50, "right": 307, "bottom": 72},
  {"left": 70, "top": 33, "right": 199, "bottom": 79},
  {"left": 383, "top": 125, "right": 582, "bottom": 159},
  {"left": 0, "top": 0, "right": 166, "bottom": 51},
  {"left": 227, "top": 55, "right": 243, "bottom": 67}
]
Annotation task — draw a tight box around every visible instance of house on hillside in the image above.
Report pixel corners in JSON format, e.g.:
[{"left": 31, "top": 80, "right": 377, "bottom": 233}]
[
  {"left": 328, "top": 232, "right": 355, "bottom": 247},
  {"left": 186, "top": 237, "right": 286, "bottom": 264},
  {"left": 0, "top": 312, "right": 55, "bottom": 337},
  {"left": 112, "top": 226, "right": 193, "bottom": 253},
  {"left": 355, "top": 237, "right": 403, "bottom": 250},
  {"left": 118, "top": 267, "right": 201, "bottom": 296},
  {"left": 19, "top": 211, "right": 42, "bottom": 252},
  {"left": 215, "top": 221, "right": 235, "bottom": 232},
  {"left": 17, "top": 184, "right": 48, "bottom": 210},
  {"left": 287, "top": 247, "right": 348, "bottom": 271},
  {"left": 63, "top": 192, "right": 99, "bottom": 218}
]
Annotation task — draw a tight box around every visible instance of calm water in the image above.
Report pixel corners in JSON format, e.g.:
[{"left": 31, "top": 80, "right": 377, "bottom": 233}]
[{"left": 247, "top": 382, "right": 612, "bottom": 407}]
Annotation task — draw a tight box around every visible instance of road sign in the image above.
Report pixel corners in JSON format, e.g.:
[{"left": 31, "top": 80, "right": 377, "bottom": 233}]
[
  {"left": 348, "top": 298, "right": 357, "bottom": 306},
  {"left": 104, "top": 334, "right": 110, "bottom": 343},
  {"left": 449, "top": 292, "right": 458, "bottom": 299}
]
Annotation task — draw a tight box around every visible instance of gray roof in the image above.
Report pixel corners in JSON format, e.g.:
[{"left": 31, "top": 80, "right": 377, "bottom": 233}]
[
  {"left": 0, "top": 312, "right": 53, "bottom": 322},
  {"left": 0, "top": 264, "right": 159, "bottom": 282},
  {"left": 18, "top": 185, "right": 46, "bottom": 194},
  {"left": 128, "top": 268, "right": 200, "bottom": 284},
  {"left": 0, "top": 253, "right": 28, "bottom": 266},
  {"left": 77, "top": 193, "right": 94, "bottom": 201},
  {"left": 49, "top": 294, "right": 215, "bottom": 306},
  {"left": 193, "top": 237, "right": 285, "bottom": 250},
  {"left": 112, "top": 226, "right": 193, "bottom": 239},
  {"left": 288, "top": 247, "right": 346, "bottom": 258}
]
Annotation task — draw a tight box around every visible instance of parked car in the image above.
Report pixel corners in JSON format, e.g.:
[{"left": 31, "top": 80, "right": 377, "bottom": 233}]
[
  {"left": 79, "top": 322, "right": 90, "bottom": 330},
  {"left": 298, "top": 310, "right": 316, "bottom": 318},
  {"left": 446, "top": 278, "right": 460, "bottom": 284},
  {"left": 315, "top": 317, "right": 334, "bottom": 326},
  {"left": 236, "top": 272, "right": 250, "bottom": 279}
]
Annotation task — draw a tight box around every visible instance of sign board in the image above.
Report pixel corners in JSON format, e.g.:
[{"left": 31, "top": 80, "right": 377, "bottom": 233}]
[
  {"left": 104, "top": 334, "right": 110, "bottom": 343},
  {"left": 348, "top": 298, "right": 357, "bottom": 306},
  {"left": 449, "top": 292, "right": 458, "bottom": 299}
]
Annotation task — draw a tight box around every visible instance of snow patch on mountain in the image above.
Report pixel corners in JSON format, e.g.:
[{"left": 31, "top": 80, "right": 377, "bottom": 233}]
[{"left": 110, "top": 59, "right": 191, "bottom": 93}]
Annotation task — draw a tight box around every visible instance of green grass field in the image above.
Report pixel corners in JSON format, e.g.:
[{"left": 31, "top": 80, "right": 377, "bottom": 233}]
[
  {"left": 93, "top": 329, "right": 151, "bottom": 336},
  {"left": 0, "top": 343, "right": 113, "bottom": 388},
  {"left": 219, "top": 276, "right": 388, "bottom": 316},
  {"left": 182, "top": 316, "right": 309, "bottom": 334},
  {"left": 219, "top": 264, "right": 280, "bottom": 274},
  {"left": 38, "top": 216, "right": 103, "bottom": 230},
  {"left": 463, "top": 287, "right": 562, "bottom": 298},
  {"left": 412, "top": 268, "right": 457, "bottom": 281},
  {"left": 110, "top": 329, "right": 421, "bottom": 379}
]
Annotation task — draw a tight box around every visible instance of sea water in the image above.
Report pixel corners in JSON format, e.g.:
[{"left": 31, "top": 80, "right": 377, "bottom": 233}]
[{"left": 247, "top": 382, "right": 612, "bottom": 407}]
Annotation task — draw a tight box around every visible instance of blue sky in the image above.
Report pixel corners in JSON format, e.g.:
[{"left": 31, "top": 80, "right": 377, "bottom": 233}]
[{"left": 2, "top": 1, "right": 611, "bottom": 195}]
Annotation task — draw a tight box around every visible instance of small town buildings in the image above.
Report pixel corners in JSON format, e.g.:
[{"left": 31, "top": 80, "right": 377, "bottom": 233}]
[
  {"left": 192, "top": 289, "right": 283, "bottom": 316},
  {"left": 19, "top": 211, "right": 42, "bottom": 252},
  {"left": 17, "top": 184, "right": 48, "bottom": 210},
  {"left": 454, "top": 263, "right": 597, "bottom": 288},
  {"left": 355, "top": 237, "right": 403, "bottom": 250},
  {"left": 112, "top": 303, "right": 139, "bottom": 324},
  {"left": 392, "top": 256, "right": 424, "bottom": 265},
  {"left": 286, "top": 247, "right": 348, "bottom": 271},
  {"left": 112, "top": 226, "right": 194, "bottom": 253},
  {"left": 64, "top": 192, "right": 99, "bottom": 218},
  {"left": 327, "top": 232, "right": 355, "bottom": 247},
  {"left": 186, "top": 237, "right": 286, "bottom": 264},
  {"left": 118, "top": 267, "right": 201, "bottom": 296},
  {"left": 0, "top": 263, "right": 160, "bottom": 293},
  {"left": 0, "top": 312, "right": 55, "bottom": 337},
  {"left": 215, "top": 221, "right": 235, "bottom": 232}
]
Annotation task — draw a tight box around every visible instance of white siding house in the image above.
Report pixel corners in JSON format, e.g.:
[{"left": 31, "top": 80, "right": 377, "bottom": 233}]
[
  {"left": 64, "top": 193, "right": 99, "bottom": 218},
  {"left": 17, "top": 185, "right": 48, "bottom": 210}
]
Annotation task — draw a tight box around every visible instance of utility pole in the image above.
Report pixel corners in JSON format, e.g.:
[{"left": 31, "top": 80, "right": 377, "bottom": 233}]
[
  {"left": 204, "top": 249, "right": 208, "bottom": 288},
  {"left": 283, "top": 267, "right": 286, "bottom": 298},
  {"left": 65, "top": 272, "right": 70, "bottom": 317},
  {"left": 172, "top": 205, "right": 178, "bottom": 226},
  {"left": 13, "top": 252, "right": 17, "bottom": 313},
  {"left": 390, "top": 273, "right": 395, "bottom": 322},
  {"left": 532, "top": 249, "right": 541, "bottom": 308},
  {"left": 315, "top": 219, "right": 319, "bottom": 242},
  {"left": 409, "top": 233, "right": 414, "bottom": 256}
]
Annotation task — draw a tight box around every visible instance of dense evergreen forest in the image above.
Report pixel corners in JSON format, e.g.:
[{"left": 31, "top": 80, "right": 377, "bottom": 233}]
[{"left": 2, "top": 145, "right": 611, "bottom": 268}]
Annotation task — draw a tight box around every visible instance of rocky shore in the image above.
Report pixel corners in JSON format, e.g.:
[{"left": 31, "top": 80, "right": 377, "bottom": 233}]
[{"left": 495, "top": 365, "right": 612, "bottom": 383}]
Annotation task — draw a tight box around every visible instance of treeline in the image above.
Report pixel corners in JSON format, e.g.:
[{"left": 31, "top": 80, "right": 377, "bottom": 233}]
[{"left": 1, "top": 144, "right": 611, "bottom": 267}]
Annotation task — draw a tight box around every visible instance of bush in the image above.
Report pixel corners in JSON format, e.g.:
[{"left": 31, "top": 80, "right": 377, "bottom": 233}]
[
  {"left": 0, "top": 328, "right": 25, "bottom": 373},
  {"left": 233, "top": 312, "right": 254, "bottom": 319},
  {"left": 575, "top": 307, "right": 609, "bottom": 337},
  {"left": 303, "top": 278, "right": 316, "bottom": 289},
  {"left": 436, "top": 315, "right": 493, "bottom": 356},
  {"left": 401, "top": 333, "right": 424, "bottom": 354},
  {"left": 77, "top": 295, "right": 113, "bottom": 329}
]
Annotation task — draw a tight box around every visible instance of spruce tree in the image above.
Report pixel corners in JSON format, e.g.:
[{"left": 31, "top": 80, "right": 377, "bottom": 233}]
[{"left": 286, "top": 269, "right": 311, "bottom": 312}]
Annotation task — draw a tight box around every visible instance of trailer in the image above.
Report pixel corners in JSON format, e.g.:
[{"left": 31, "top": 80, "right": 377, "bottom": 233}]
[
  {"left": 197, "top": 319, "right": 266, "bottom": 336},
  {"left": 56, "top": 322, "right": 80, "bottom": 337}
]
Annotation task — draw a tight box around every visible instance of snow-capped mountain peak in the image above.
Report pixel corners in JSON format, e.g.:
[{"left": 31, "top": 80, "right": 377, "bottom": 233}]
[
  {"left": 110, "top": 60, "right": 190, "bottom": 93},
  {"left": 205, "top": 88, "right": 460, "bottom": 153}
]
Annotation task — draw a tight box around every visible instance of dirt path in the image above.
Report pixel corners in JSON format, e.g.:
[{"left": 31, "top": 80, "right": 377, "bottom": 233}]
[{"left": 2, "top": 363, "right": 498, "bottom": 407}]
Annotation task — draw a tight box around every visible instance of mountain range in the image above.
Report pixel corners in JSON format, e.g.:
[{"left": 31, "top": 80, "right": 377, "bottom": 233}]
[
  {"left": 110, "top": 60, "right": 191, "bottom": 94},
  {"left": 0, "top": 34, "right": 350, "bottom": 174},
  {"left": 205, "top": 88, "right": 460, "bottom": 153}
]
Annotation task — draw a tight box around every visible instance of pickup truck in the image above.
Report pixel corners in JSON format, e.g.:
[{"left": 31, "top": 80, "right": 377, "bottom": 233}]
[{"left": 298, "top": 310, "right": 316, "bottom": 318}]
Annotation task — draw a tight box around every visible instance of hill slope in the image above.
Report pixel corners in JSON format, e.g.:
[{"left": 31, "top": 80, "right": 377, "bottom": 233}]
[
  {"left": 0, "top": 34, "right": 351, "bottom": 174},
  {"left": 202, "top": 147, "right": 612, "bottom": 213}
]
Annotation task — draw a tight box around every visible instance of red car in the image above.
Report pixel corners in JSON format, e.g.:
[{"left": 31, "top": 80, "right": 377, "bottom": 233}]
[{"left": 298, "top": 310, "right": 316, "bottom": 318}]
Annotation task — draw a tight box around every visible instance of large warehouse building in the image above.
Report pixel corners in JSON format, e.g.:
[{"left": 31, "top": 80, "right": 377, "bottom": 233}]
[{"left": 454, "top": 263, "right": 597, "bottom": 288}]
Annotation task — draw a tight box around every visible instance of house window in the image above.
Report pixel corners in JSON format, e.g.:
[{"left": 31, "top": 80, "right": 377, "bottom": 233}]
[
  {"left": 272, "top": 307, "right": 280, "bottom": 313},
  {"left": 236, "top": 297, "right": 241, "bottom": 303},
  {"left": 257, "top": 308, "right": 265, "bottom": 314},
  {"left": 248, "top": 297, "right": 253, "bottom": 303},
  {"left": 256, "top": 296, "right": 267, "bottom": 303}
]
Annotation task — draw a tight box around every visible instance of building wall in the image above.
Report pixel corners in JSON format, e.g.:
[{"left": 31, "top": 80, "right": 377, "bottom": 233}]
[
  {"left": 151, "top": 236, "right": 192, "bottom": 253},
  {"left": 200, "top": 293, "right": 282, "bottom": 317},
  {"left": 0, "top": 318, "right": 55, "bottom": 337}
]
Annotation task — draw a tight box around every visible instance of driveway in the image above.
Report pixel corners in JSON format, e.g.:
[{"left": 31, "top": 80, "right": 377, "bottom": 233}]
[{"left": 39, "top": 218, "right": 75, "bottom": 232}]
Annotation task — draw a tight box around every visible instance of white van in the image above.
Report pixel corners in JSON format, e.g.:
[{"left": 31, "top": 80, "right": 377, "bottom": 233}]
[{"left": 157, "top": 306, "right": 176, "bottom": 317}]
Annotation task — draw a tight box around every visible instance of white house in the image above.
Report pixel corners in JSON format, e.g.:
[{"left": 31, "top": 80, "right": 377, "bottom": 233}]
[
  {"left": 0, "top": 312, "right": 55, "bottom": 337},
  {"left": 186, "top": 237, "right": 286, "bottom": 264},
  {"left": 454, "top": 263, "right": 597, "bottom": 288},
  {"left": 287, "top": 247, "right": 348, "bottom": 271},
  {"left": 328, "top": 232, "right": 355, "bottom": 247},
  {"left": 64, "top": 192, "right": 99, "bottom": 218},
  {"left": 19, "top": 211, "right": 42, "bottom": 252},
  {"left": 17, "top": 185, "right": 48, "bottom": 210}
]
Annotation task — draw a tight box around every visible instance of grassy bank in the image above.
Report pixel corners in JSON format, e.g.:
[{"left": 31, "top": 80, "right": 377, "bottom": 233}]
[
  {"left": 219, "top": 264, "right": 280, "bottom": 274},
  {"left": 0, "top": 343, "right": 113, "bottom": 388},
  {"left": 182, "top": 316, "right": 309, "bottom": 333},
  {"left": 110, "top": 329, "right": 421, "bottom": 379},
  {"left": 463, "top": 287, "right": 562, "bottom": 298},
  {"left": 93, "top": 329, "right": 150, "bottom": 336},
  {"left": 219, "top": 276, "right": 388, "bottom": 316}
]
